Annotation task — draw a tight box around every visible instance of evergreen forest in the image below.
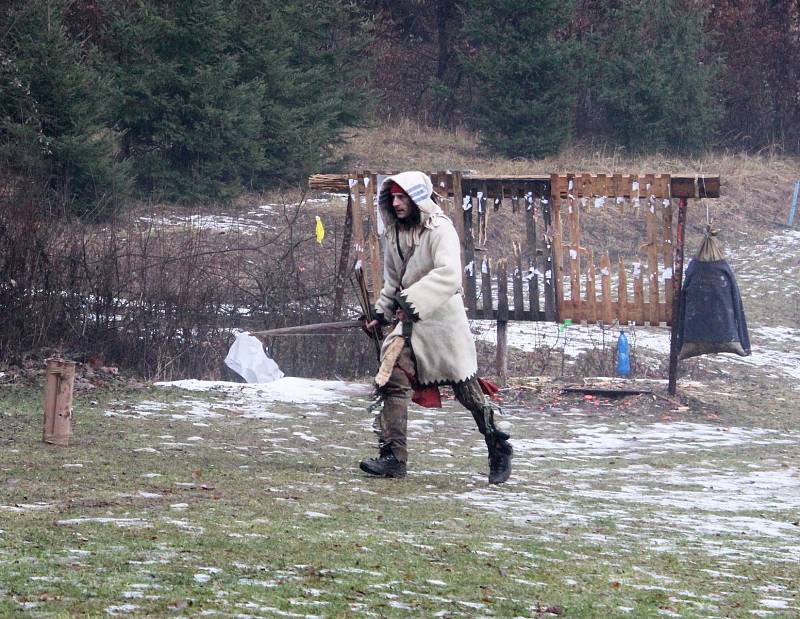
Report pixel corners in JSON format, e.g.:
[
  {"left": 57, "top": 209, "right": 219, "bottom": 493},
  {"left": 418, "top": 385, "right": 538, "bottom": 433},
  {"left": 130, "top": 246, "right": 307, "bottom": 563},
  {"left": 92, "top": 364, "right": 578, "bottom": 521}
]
[{"left": 1, "top": 0, "right": 798, "bottom": 214}]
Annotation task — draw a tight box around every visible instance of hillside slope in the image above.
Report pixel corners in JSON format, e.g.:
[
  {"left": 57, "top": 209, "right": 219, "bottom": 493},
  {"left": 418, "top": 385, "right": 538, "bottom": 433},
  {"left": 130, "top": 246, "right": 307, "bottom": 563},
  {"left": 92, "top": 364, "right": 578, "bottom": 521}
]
[{"left": 332, "top": 121, "right": 800, "bottom": 255}]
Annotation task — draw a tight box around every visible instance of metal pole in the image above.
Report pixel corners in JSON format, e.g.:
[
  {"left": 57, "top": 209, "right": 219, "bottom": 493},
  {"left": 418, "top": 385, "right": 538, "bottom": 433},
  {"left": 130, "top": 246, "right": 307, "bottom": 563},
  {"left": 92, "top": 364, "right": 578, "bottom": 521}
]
[
  {"left": 668, "top": 197, "right": 688, "bottom": 395},
  {"left": 788, "top": 180, "right": 800, "bottom": 227}
]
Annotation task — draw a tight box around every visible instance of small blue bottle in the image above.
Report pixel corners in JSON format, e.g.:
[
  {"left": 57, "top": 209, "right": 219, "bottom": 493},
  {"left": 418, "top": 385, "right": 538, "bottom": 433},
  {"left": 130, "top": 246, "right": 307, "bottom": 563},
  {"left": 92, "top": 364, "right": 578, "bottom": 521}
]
[{"left": 617, "top": 330, "right": 631, "bottom": 377}]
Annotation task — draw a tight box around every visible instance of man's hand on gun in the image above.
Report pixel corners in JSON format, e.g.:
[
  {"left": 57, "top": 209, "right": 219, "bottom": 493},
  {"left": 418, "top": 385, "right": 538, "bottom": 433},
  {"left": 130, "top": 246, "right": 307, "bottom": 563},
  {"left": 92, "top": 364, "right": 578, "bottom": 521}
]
[
  {"left": 360, "top": 307, "right": 411, "bottom": 338},
  {"left": 361, "top": 317, "right": 381, "bottom": 336}
]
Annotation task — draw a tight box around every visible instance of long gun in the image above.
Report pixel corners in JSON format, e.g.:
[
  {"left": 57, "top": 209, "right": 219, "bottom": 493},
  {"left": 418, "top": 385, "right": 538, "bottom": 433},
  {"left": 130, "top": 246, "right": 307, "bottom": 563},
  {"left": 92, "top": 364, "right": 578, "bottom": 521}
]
[
  {"left": 352, "top": 260, "right": 383, "bottom": 360},
  {"left": 250, "top": 320, "right": 362, "bottom": 336}
]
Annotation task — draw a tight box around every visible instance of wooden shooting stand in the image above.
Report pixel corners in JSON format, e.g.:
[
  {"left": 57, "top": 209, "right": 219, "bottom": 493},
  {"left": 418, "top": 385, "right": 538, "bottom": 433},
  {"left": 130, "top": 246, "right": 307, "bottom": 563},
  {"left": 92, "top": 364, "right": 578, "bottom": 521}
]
[{"left": 309, "top": 171, "right": 720, "bottom": 395}]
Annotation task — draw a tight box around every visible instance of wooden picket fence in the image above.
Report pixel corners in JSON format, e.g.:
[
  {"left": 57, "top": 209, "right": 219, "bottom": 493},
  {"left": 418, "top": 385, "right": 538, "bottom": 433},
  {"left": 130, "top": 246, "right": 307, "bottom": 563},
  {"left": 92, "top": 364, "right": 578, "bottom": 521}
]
[{"left": 310, "top": 171, "right": 720, "bottom": 328}]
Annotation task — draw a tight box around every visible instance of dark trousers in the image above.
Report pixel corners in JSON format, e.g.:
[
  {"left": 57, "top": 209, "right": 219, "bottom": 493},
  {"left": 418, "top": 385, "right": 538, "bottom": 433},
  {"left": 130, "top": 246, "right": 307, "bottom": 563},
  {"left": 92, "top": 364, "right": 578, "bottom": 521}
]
[{"left": 375, "top": 343, "right": 498, "bottom": 463}]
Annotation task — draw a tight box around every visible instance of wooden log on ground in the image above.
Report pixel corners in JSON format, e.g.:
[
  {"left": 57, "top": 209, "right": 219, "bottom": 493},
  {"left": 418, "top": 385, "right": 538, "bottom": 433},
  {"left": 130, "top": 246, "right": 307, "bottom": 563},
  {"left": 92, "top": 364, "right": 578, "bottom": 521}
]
[{"left": 43, "top": 359, "right": 75, "bottom": 446}]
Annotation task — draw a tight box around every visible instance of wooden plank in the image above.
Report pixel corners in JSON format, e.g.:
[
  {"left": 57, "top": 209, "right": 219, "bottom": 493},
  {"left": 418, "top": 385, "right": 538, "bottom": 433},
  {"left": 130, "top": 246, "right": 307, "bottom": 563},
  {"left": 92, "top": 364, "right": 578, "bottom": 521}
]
[
  {"left": 453, "top": 171, "right": 465, "bottom": 240},
  {"left": 631, "top": 174, "right": 642, "bottom": 215},
  {"left": 463, "top": 189, "right": 477, "bottom": 317},
  {"left": 309, "top": 173, "right": 720, "bottom": 200},
  {"left": 567, "top": 184, "right": 582, "bottom": 313},
  {"left": 562, "top": 385, "right": 652, "bottom": 397},
  {"left": 496, "top": 320, "right": 508, "bottom": 387},
  {"left": 308, "top": 173, "right": 350, "bottom": 192},
  {"left": 567, "top": 301, "right": 616, "bottom": 323},
  {"left": 618, "top": 257, "right": 629, "bottom": 326},
  {"left": 670, "top": 175, "right": 720, "bottom": 198},
  {"left": 662, "top": 198, "right": 674, "bottom": 324},
  {"left": 452, "top": 171, "right": 467, "bottom": 295},
  {"left": 644, "top": 172, "right": 655, "bottom": 202},
  {"left": 595, "top": 173, "right": 608, "bottom": 197},
  {"left": 550, "top": 174, "right": 566, "bottom": 199},
  {"left": 550, "top": 174, "right": 564, "bottom": 322},
  {"left": 430, "top": 172, "right": 445, "bottom": 216},
  {"left": 530, "top": 268, "right": 540, "bottom": 320},
  {"left": 363, "top": 172, "right": 382, "bottom": 297},
  {"left": 480, "top": 180, "right": 489, "bottom": 246},
  {"left": 349, "top": 175, "right": 364, "bottom": 263},
  {"left": 568, "top": 243, "right": 580, "bottom": 311},
  {"left": 633, "top": 263, "right": 645, "bottom": 326},
  {"left": 526, "top": 195, "right": 540, "bottom": 320},
  {"left": 497, "top": 259, "right": 509, "bottom": 322},
  {"left": 586, "top": 249, "right": 597, "bottom": 323},
  {"left": 481, "top": 258, "right": 493, "bottom": 316},
  {"left": 543, "top": 233, "right": 555, "bottom": 320},
  {"left": 580, "top": 172, "right": 594, "bottom": 198},
  {"left": 600, "top": 252, "right": 613, "bottom": 325},
  {"left": 611, "top": 173, "right": 624, "bottom": 200},
  {"left": 525, "top": 190, "right": 537, "bottom": 259},
  {"left": 653, "top": 173, "right": 670, "bottom": 199},
  {"left": 476, "top": 186, "right": 484, "bottom": 247},
  {"left": 513, "top": 243, "right": 524, "bottom": 320},
  {"left": 645, "top": 173, "right": 660, "bottom": 325}
]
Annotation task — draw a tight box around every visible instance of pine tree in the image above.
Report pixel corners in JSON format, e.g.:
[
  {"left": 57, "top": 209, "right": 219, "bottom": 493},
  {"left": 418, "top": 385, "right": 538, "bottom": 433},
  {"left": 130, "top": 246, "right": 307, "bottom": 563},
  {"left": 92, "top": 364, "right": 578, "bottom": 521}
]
[
  {"left": 109, "top": 0, "right": 265, "bottom": 202},
  {"left": 232, "top": 0, "right": 365, "bottom": 186},
  {"left": 459, "top": 0, "right": 576, "bottom": 158},
  {"left": 0, "top": 2, "right": 127, "bottom": 216},
  {"left": 109, "top": 0, "right": 365, "bottom": 202},
  {"left": 594, "top": 0, "right": 721, "bottom": 152}
]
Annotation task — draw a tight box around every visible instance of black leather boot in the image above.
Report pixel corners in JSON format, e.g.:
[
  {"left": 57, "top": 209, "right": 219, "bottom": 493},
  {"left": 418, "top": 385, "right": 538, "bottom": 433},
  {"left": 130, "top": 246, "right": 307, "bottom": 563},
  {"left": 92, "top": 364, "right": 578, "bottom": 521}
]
[
  {"left": 486, "top": 432, "right": 512, "bottom": 484},
  {"left": 359, "top": 452, "right": 407, "bottom": 478}
]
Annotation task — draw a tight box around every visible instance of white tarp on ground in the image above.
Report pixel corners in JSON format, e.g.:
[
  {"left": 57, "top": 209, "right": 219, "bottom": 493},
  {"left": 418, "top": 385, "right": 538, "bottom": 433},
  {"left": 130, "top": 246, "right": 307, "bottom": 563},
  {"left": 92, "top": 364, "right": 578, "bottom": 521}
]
[{"left": 224, "top": 332, "right": 283, "bottom": 383}]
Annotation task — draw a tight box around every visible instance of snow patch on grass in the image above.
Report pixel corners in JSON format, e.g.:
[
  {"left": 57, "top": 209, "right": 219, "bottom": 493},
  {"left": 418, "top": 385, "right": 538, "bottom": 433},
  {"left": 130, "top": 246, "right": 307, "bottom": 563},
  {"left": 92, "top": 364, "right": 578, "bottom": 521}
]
[{"left": 155, "top": 377, "right": 372, "bottom": 405}]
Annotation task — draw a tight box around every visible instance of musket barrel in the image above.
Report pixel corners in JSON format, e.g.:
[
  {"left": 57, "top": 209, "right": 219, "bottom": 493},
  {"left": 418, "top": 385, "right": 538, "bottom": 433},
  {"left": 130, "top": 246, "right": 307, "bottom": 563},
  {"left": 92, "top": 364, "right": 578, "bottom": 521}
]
[{"left": 249, "top": 320, "right": 362, "bottom": 337}]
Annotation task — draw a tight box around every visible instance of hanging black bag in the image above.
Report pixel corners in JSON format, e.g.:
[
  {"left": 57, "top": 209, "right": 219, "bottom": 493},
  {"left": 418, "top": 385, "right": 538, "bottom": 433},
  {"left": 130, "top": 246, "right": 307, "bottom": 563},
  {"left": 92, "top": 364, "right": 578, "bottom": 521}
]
[{"left": 677, "top": 226, "right": 751, "bottom": 360}]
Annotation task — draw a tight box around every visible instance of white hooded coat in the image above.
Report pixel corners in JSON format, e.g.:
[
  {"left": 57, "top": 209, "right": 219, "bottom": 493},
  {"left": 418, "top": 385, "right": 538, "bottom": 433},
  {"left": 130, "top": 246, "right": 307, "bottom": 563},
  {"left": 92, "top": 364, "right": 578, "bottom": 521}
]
[{"left": 374, "top": 171, "right": 478, "bottom": 386}]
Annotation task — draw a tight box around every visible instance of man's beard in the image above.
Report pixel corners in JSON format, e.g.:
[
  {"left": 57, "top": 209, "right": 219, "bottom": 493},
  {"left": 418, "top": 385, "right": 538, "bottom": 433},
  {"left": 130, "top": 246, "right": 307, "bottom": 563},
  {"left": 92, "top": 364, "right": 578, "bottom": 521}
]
[{"left": 397, "top": 208, "right": 421, "bottom": 229}]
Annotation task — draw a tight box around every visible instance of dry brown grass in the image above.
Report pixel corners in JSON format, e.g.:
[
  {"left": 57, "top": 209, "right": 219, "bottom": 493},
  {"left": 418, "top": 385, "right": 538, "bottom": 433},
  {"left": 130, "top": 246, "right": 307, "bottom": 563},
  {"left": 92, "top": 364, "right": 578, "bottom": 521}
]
[{"left": 331, "top": 120, "right": 800, "bottom": 252}]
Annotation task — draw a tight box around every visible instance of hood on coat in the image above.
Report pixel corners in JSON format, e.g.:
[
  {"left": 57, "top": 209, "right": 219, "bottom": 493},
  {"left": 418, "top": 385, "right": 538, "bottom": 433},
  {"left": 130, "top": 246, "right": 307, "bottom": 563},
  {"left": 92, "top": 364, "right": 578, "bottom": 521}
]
[{"left": 378, "top": 171, "right": 447, "bottom": 231}]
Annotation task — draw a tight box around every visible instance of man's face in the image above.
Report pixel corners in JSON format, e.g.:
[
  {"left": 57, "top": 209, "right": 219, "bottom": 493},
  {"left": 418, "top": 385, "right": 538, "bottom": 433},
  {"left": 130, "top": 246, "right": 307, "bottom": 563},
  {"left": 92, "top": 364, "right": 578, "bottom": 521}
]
[{"left": 392, "top": 192, "right": 415, "bottom": 220}]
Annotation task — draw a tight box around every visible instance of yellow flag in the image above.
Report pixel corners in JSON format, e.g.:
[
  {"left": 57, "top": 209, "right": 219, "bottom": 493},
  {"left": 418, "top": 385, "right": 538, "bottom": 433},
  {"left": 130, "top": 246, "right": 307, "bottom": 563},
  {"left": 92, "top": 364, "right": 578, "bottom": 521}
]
[{"left": 315, "top": 215, "right": 325, "bottom": 244}]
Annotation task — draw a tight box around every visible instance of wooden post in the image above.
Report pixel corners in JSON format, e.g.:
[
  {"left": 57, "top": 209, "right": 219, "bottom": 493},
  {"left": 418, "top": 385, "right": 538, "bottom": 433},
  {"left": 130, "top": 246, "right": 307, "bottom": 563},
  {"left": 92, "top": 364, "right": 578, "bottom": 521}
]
[
  {"left": 668, "top": 197, "right": 689, "bottom": 395},
  {"left": 600, "top": 251, "right": 613, "bottom": 325},
  {"left": 463, "top": 190, "right": 478, "bottom": 317},
  {"left": 350, "top": 174, "right": 364, "bottom": 264},
  {"left": 587, "top": 249, "right": 597, "bottom": 323},
  {"left": 43, "top": 358, "right": 75, "bottom": 446},
  {"left": 496, "top": 321, "right": 508, "bottom": 387},
  {"left": 496, "top": 259, "right": 509, "bottom": 386},
  {"left": 329, "top": 192, "right": 354, "bottom": 364},
  {"left": 363, "top": 172, "right": 382, "bottom": 297},
  {"left": 550, "top": 174, "right": 564, "bottom": 323},
  {"left": 618, "top": 257, "right": 628, "bottom": 326},
  {"left": 645, "top": 174, "right": 660, "bottom": 325},
  {"left": 481, "top": 258, "right": 493, "bottom": 318},
  {"left": 525, "top": 191, "right": 540, "bottom": 320},
  {"left": 662, "top": 197, "right": 674, "bottom": 323},
  {"left": 452, "top": 171, "right": 465, "bottom": 283}
]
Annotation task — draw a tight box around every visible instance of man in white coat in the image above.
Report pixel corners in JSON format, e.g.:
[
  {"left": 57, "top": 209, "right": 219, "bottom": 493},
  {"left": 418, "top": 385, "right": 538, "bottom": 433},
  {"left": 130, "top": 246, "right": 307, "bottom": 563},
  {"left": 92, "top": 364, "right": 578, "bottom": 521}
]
[{"left": 360, "top": 171, "right": 513, "bottom": 484}]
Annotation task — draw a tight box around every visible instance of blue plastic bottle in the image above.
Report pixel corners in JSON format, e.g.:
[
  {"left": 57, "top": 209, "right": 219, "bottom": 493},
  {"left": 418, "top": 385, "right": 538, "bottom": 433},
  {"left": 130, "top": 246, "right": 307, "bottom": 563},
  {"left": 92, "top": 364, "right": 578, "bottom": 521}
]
[{"left": 616, "top": 330, "right": 631, "bottom": 377}]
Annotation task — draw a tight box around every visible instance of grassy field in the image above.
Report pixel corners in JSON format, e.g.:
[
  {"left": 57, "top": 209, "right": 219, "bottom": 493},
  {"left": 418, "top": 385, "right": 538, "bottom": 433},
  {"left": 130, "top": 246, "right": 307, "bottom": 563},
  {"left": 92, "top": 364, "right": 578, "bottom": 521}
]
[
  {"left": 2, "top": 373, "right": 798, "bottom": 618},
  {"left": 3, "top": 124, "right": 799, "bottom": 617}
]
